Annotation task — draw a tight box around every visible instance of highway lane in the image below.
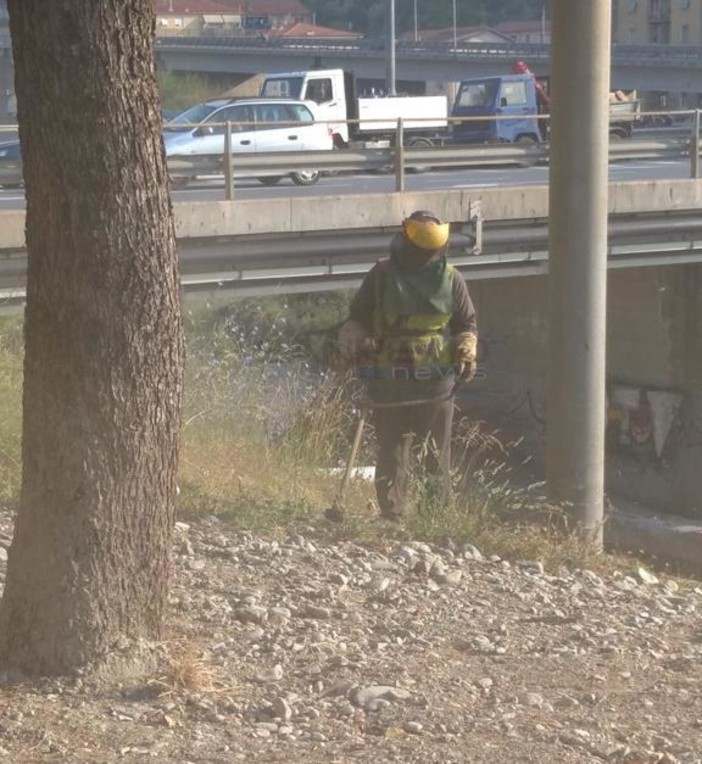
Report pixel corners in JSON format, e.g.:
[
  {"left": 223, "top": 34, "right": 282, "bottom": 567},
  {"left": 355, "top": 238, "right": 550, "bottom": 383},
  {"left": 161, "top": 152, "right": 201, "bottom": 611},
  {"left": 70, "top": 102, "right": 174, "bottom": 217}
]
[{"left": 0, "top": 158, "right": 693, "bottom": 210}]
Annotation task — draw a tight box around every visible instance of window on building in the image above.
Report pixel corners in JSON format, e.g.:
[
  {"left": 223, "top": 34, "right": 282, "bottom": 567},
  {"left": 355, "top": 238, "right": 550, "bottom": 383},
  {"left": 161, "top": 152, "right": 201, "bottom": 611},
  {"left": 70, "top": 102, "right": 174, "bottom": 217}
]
[
  {"left": 681, "top": 23, "right": 690, "bottom": 42},
  {"left": 627, "top": 0, "right": 638, "bottom": 11},
  {"left": 681, "top": 0, "right": 690, "bottom": 9}
]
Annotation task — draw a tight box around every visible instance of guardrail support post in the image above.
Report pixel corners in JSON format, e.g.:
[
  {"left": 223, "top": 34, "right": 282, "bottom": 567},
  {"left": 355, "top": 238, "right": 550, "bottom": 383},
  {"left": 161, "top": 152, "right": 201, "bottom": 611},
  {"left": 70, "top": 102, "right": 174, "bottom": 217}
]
[
  {"left": 691, "top": 109, "right": 700, "bottom": 180},
  {"left": 224, "top": 121, "right": 234, "bottom": 201},
  {"left": 395, "top": 118, "right": 405, "bottom": 192},
  {"left": 547, "top": 0, "right": 610, "bottom": 552}
]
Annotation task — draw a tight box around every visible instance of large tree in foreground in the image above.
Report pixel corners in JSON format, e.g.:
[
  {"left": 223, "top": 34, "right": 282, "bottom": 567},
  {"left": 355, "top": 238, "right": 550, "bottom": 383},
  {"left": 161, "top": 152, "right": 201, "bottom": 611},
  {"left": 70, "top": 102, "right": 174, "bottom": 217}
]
[{"left": 0, "top": 1, "right": 183, "bottom": 675}]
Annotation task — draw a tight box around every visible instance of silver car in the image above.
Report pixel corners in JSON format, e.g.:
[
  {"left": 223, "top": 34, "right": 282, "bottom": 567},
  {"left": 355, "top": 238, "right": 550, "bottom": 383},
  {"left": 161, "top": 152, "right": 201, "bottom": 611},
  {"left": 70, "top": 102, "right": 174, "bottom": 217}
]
[{"left": 163, "top": 97, "right": 332, "bottom": 187}]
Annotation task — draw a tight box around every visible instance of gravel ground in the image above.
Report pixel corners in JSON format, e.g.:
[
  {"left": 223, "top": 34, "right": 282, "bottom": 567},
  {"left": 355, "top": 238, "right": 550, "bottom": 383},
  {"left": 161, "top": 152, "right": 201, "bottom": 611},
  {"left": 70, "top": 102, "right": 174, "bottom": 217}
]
[{"left": 0, "top": 509, "right": 701, "bottom": 763}]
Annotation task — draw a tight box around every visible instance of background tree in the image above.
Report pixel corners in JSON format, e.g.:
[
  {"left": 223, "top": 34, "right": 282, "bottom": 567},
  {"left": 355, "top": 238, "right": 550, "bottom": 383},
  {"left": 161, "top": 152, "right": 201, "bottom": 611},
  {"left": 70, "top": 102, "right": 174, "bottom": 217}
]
[
  {"left": 0, "top": 0, "right": 183, "bottom": 675},
  {"left": 303, "top": 0, "right": 550, "bottom": 36}
]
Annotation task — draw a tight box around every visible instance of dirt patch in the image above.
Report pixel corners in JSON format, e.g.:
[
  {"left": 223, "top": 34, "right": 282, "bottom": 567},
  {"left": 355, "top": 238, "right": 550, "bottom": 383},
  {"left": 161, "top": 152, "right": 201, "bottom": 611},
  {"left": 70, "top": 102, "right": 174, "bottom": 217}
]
[{"left": 0, "top": 510, "right": 700, "bottom": 763}]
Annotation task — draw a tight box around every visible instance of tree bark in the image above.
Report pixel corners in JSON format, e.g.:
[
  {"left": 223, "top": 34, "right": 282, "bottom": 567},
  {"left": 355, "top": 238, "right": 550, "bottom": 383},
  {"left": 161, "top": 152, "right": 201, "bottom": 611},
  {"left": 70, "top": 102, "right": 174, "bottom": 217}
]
[{"left": 0, "top": 0, "right": 183, "bottom": 675}]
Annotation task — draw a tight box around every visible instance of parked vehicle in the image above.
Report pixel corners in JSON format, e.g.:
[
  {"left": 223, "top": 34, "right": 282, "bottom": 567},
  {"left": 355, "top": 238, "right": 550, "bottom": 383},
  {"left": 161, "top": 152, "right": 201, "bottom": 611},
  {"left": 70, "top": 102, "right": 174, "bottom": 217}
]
[
  {"left": 260, "top": 69, "right": 448, "bottom": 149},
  {"left": 452, "top": 62, "right": 640, "bottom": 146},
  {"left": 0, "top": 140, "right": 22, "bottom": 189},
  {"left": 163, "top": 97, "right": 333, "bottom": 186}
]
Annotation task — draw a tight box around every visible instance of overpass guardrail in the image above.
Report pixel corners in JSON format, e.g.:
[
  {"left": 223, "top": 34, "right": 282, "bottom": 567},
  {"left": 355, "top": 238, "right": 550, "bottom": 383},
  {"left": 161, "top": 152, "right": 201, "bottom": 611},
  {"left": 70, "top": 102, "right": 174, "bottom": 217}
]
[
  {"left": 154, "top": 36, "right": 702, "bottom": 68},
  {"left": 1, "top": 182, "right": 702, "bottom": 307}
]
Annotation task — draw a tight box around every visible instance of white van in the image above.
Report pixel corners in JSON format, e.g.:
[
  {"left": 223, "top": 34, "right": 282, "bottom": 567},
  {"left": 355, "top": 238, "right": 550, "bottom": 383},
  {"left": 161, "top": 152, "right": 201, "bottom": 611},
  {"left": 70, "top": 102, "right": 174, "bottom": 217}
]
[{"left": 163, "top": 97, "right": 333, "bottom": 186}]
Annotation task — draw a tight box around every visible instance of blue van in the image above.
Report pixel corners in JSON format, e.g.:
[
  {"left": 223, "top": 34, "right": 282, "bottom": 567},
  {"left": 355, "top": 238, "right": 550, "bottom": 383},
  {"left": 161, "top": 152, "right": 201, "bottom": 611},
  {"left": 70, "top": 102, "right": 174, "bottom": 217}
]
[{"left": 451, "top": 74, "right": 543, "bottom": 145}]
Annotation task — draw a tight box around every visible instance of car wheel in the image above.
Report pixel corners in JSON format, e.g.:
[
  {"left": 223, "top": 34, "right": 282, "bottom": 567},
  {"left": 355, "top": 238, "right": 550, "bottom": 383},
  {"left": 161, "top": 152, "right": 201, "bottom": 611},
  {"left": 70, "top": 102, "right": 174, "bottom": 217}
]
[
  {"left": 170, "top": 176, "right": 191, "bottom": 189},
  {"left": 291, "top": 170, "right": 319, "bottom": 186},
  {"left": 406, "top": 137, "right": 433, "bottom": 174},
  {"left": 258, "top": 176, "right": 283, "bottom": 186}
]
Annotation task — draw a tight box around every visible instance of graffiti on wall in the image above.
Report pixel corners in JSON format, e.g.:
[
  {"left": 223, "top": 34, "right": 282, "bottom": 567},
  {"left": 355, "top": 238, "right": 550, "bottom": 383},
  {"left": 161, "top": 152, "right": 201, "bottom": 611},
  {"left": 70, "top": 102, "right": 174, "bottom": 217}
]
[{"left": 606, "top": 385, "right": 682, "bottom": 465}]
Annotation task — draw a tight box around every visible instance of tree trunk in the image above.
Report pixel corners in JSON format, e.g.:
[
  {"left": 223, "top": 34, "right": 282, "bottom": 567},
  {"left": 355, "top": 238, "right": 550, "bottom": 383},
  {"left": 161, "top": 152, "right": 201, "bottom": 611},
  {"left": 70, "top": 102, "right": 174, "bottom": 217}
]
[{"left": 0, "top": 0, "right": 183, "bottom": 675}]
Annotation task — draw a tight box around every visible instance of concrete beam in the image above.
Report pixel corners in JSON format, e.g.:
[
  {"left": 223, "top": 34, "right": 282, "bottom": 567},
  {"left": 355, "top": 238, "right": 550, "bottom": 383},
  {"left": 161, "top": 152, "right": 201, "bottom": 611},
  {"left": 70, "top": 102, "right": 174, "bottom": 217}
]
[{"left": 1, "top": 180, "right": 702, "bottom": 250}]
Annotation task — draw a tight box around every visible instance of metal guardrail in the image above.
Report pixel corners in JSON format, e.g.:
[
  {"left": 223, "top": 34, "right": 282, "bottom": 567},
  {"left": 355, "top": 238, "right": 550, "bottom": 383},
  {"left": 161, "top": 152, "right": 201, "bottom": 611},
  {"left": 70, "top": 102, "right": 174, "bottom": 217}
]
[
  {"left": 2, "top": 136, "right": 700, "bottom": 197},
  {"left": 172, "top": 125, "right": 701, "bottom": 198},
  {"left": 154, "top": 36, "right": 702, "bottom": 68},
  {"left": 2, "top": 211, "right": 702, "bottom": 308},
  {"left": 2, "top": 110, "right": 700, "bottom": 192}
]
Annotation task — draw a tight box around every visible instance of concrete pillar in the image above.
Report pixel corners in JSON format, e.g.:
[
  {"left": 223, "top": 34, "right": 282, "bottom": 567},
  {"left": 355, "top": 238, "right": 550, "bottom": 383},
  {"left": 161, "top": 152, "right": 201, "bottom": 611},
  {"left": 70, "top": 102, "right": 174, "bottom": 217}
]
[{"left": 547, "top": 1, "right": 612, "bottom": 549}]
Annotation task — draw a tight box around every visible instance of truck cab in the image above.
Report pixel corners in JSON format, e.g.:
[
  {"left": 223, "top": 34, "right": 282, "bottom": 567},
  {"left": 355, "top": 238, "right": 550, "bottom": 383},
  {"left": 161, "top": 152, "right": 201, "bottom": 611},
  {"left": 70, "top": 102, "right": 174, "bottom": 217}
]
[
  {"left": 261, "top": 69, "right": 354, "bottom": 145},
  {"left": 261, "top": 69, "right": 447, "bottom": 148},
  {"left": 452, "top": 74, "right": 542, "bottom": 145}
]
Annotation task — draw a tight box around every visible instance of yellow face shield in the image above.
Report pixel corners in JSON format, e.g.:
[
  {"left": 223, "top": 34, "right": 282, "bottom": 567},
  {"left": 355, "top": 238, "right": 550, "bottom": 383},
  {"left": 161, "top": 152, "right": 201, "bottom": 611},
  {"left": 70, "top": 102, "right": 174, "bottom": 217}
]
[{"left": 403, "top": 217, "right": 450, "bottom": 251}]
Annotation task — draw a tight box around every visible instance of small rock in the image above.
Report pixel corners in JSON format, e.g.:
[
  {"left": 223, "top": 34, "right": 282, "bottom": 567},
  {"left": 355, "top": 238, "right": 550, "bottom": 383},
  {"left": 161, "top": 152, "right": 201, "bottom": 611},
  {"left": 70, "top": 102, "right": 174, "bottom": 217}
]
[
  {"left": 234, "top": 606, "right": 268, "bottom": 625},
  {"left": 303, "top": 605, "right": 332, "bottom": 620},
  {"left": 352, "top": 685, "right": 410, "bottom": 709},
  {"left": 430, "top": 560, "right": 448, "bottom": 583},
  {"left": 460, "top": 544, "right": 483, "bottom": 560},
  {"left": 522, "top": 692, "right": 544, "bottom": 708},
  {"left": 517, "top": 560, "right": 544, "bottom": 575},
  {"left": 268, "top": 607, "right": 291, "bottom": 626},
  {"left": 637, "top": 567, "right": 659, "bottom": 586},
  {"left": 403, "top": 721, "right": 423, "bottom": 734},
  {"left": 254, "top": 664, "right": 284, "bottom": 684},
  {"left": 271, "top": 698, "right": 292, "bottom": 722}
]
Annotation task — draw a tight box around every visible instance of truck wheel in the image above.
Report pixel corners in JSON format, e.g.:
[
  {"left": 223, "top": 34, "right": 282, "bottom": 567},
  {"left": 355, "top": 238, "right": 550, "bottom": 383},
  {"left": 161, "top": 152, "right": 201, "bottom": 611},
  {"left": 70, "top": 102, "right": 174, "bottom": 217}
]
[
  {"left": 406, "top": 138, "right": 433, "bottom": 174},
  {"left": 515, "top": 135, "right": 539, "bottom": 167},
  {"left": 258, "top": 176, "right": 283, "bottom": 186},
  {"left": 291, "top": 170, "right": 320, "bottom": 186}
]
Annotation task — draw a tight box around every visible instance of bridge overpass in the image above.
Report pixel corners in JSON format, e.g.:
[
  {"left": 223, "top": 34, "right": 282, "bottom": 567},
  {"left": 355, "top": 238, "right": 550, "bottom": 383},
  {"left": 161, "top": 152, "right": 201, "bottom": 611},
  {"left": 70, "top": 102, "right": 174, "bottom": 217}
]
[
  {"left": 2, "top": 151, "right": 702, "bottom": 501},
  {"left": 153, "top": 37, "right": 702, "bottom": 96},
  {"left": 2, "top": 179, "right": 702, "bottom": 517}
]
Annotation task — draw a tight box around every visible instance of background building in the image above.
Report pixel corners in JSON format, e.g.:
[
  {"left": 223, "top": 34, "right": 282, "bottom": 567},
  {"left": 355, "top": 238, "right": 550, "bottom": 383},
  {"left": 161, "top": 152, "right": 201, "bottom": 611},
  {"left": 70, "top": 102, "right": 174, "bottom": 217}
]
[
  {"left": 614, "top": 0, "right": 702, "bottom": 108},
  {"left": 614, "top": 0, "right": 702, "bottom": 44}
]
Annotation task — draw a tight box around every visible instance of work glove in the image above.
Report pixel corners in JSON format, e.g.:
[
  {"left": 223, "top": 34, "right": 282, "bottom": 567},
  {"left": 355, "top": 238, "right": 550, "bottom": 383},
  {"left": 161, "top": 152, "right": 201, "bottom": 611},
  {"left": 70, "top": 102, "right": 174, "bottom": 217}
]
[
  {"left": 454, "top": 332, "right": 478, "bottom": 383},
  {"left": 335, "top": 319, "right": 378, "bottom": 368}
]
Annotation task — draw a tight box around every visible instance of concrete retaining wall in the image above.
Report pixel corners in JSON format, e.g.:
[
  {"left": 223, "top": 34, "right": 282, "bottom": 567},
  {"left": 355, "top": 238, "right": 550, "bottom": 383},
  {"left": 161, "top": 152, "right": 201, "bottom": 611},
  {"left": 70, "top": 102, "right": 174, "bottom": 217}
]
[{"left": 467, "top": 263, "right": 702, "bottom": 516}]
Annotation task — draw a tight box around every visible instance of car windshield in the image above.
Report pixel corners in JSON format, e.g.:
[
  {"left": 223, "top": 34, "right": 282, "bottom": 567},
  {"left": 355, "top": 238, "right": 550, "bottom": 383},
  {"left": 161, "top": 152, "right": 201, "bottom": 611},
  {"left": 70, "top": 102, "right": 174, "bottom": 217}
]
[
  {"left": 166, "top": 102, "right": 221, "bottom": 127},
  {"left": 261, "top": 77, "right": 304, "bottom": 99}
]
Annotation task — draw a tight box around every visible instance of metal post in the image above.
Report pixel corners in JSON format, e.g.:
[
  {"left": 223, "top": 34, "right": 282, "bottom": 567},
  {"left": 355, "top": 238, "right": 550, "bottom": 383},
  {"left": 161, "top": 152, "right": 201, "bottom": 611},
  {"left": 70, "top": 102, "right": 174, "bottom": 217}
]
[
  {"left": 414, "top": 0, "right": 418, "bottom": 42},
  {"left": 547, "top": 0, "right": 611, "bottom": 551},
  {"left": 386, "top": 0, "right": 396, "bottom": 97},
  {"left": 691, "top": 108, "right": 700, "bottom": 180},
  {"left": 452, "top": 0, "right": 457, "bottom": 50},
  {"left": 395, "top": 118, "right": 405, "bottom": 192},
  {"left": 224, "top": 121, "right": 234, "bottom": 201}
]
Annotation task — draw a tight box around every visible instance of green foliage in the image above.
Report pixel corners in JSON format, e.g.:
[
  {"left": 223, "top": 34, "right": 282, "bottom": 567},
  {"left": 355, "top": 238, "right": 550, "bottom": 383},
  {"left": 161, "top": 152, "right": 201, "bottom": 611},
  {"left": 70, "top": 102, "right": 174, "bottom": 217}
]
[
  {"left": 302, "top": 0, "right": 550, "bottom": 37},
  {"left": 157, "top": 71, "right": 223, "bottom": 112}
]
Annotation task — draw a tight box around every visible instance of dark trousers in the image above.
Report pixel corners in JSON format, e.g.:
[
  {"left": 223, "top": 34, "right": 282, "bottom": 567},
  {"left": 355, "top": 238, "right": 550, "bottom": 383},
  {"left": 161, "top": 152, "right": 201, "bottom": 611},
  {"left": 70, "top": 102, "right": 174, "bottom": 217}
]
[{"left": 370, "top": 380, "right": 454, "bottom": 518}]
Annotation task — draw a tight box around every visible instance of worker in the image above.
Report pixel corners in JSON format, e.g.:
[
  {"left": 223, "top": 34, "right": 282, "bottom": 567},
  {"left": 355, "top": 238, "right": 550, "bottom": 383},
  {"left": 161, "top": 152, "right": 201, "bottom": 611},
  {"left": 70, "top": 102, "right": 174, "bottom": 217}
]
[{"left": 336, "top": 211, "right": 478, "bottom": 522}]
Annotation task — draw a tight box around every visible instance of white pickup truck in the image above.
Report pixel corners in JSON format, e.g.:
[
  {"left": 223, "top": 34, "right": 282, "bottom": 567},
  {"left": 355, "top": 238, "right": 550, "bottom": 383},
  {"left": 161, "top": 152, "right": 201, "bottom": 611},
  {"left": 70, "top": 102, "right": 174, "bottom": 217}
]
[{"left": 260, "top": 68, "right": 449, "bottom": 149}]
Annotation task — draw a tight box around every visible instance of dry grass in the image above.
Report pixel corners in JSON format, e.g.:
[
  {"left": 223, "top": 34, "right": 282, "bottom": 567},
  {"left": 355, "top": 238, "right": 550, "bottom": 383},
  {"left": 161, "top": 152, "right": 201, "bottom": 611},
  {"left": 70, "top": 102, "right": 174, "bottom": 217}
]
[
  {"left": 0, "top": 306, "right": 639, "bottom": 574},
  {"left": 0, "top": 319, "right": 23, "bottom": 504}
]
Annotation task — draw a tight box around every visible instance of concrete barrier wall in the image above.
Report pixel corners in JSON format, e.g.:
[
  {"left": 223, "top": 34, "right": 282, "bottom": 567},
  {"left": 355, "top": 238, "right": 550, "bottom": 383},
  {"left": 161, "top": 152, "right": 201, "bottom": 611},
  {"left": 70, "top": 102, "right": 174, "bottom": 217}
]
[{"left": 466, "top": 263, "right": 702, "bottom": 515}]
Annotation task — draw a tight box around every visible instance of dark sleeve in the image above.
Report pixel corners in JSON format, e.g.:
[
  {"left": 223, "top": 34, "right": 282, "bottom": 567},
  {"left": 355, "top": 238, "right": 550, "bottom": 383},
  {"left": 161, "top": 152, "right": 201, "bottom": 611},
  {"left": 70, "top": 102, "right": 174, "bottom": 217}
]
[
  {"left": 449, "top": 271, "right": 477, "bottom": 336},
  {"left": 349, "top": 264, "right": 380, "bottom": 334}
]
